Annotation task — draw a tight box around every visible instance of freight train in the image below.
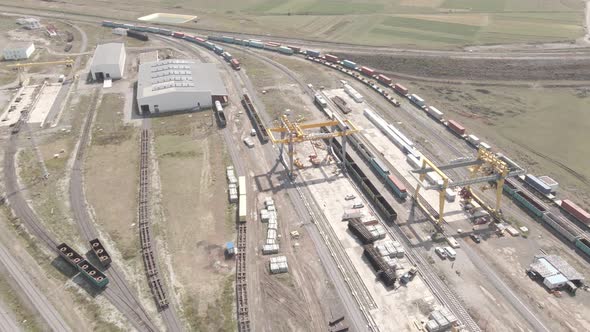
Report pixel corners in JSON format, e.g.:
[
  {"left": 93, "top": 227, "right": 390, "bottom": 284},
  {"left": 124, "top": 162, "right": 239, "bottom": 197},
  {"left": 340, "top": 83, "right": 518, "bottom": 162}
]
[{"left": 502, "top": 179, "right": 590, "bottom": 257}]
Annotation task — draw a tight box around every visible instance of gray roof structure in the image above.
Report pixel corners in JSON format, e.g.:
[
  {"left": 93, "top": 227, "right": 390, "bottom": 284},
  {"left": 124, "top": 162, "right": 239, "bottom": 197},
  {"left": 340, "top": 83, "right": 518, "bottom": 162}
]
[
  {"left": 137, "top": 59, "right": 227, "bottom": 100},
  {"left": 90, "top": 43, "right": 125, "bottom": 67},
  {"left": 529, "top": 255, "right": 584, "bottom": 282}
]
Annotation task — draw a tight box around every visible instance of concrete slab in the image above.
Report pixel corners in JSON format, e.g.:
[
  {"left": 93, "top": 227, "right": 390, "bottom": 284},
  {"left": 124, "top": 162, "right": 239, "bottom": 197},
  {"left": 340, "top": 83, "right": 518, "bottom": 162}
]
[
  {"left": 0, "top": 85, "right": 38, "bottom": 127},
  {"left": 28, "top": 83, "right": 62, "bottom": 125}
]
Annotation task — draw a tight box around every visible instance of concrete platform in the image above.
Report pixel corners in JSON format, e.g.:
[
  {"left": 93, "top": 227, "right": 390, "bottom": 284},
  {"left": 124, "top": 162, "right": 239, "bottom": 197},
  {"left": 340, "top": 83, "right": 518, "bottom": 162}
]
[
  {"left": 28, "top": 83, "right": 62, "bottom": 126},
  {"left": 0, "top": 85, "right": 39, "bottom": 127}
]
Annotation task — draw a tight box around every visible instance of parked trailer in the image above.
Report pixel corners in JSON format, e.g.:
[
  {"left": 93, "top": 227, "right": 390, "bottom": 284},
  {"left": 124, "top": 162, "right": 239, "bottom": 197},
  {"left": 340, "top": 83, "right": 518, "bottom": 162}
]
[
  {"left": 342, "top": 60, "right": 357, "bottom": 70},
  {"left": 377, "top": 74, "right": 392, "bottom": 85},
  {"left": 408, "top": 94, "right": 425, "bottom": 108},
  {"left": 231, "top": 58, "right": 241, "bottom": 70},
  {"left": 306, "top": 49, "right": 320, "bottom": 57},
  {"left": 90, "top": 238, "right": 112, "bottom": 266},
  {"left": 360, "top": 66, "right": 375, "bottom": 77},
  {"left": 324, "top": 54, "right": 339, "bottom": 62},
  {"left": 427, "top": 106, "right": 444, "bottom": 120},
  {"left": 561, "top": 199, "right": 590, "bottom": 224},
  {"left": 393, "top": 83, "right": 408, "bottom": 96},
  {"left": 127, "top": 30, "right": 149, "bottom": 41},
  {"left": 386, "top": 174, "right": 407, "bottom": 200},
  {"left": 447, "top": 120, "right": 465, "bottom": 136}
]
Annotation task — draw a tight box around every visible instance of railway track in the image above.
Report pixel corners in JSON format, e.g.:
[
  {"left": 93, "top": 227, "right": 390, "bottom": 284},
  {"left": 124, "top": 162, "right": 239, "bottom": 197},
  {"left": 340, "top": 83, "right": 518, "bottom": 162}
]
[
  {"left": 138, "top": 127, "right": 183, "bottom": 332},
  {"left": 236, "top": 223, "right": 251, "bottom": 332},
  {"left": 68, "top": 90, "right": 160, "bottom": 331}
]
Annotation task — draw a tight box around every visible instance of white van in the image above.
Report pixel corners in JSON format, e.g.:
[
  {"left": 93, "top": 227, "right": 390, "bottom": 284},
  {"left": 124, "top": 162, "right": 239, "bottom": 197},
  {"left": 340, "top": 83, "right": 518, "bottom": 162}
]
[{"left": 444, "top": 246, "right": 456, "bottom": 260}]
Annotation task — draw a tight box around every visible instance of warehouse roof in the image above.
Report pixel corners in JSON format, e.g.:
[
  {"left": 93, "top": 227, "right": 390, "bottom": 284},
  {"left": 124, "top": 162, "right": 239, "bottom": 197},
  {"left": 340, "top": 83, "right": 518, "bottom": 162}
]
[
  {"left": 529, "top": 255, "right": 584, "bottom": 282},
  {"left": 90, "top": 43, "right": 125, "bottom": 67},
  {"left": 137, "top": 59, "right": 227, "bottom": 99}
]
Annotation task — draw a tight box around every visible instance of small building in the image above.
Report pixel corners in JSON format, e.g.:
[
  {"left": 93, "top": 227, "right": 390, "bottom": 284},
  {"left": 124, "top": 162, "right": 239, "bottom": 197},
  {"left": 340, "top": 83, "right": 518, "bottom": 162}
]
[
  {"left": 2, "top": 42, "right": 35, "bottom": 60},
  {"left": 136, "top": 59, "right": 227, "bottom": 115},
  {"left": 16, "top": 17, "right": 41, "bottom": 30},
  {"left": 528, "top": 255, "right": 584, "bottom": 294},
  {"left": 89, "top": 43, "right": 126, "bottom": 81}
]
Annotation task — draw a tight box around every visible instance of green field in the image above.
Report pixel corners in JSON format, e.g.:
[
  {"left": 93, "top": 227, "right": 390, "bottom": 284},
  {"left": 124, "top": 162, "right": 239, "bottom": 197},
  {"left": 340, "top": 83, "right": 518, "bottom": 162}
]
[{"left": 6, "top": 0, "right": 586, "bottom": 48}]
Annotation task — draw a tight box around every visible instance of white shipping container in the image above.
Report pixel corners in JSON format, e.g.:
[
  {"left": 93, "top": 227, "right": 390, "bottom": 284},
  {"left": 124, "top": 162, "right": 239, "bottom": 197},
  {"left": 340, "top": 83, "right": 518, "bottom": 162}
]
[
  {"left": 467, "top": 134, "right": 480, "bottom": 146},
  {"left": 342, "top": 209, "right": 363, "bottom": 220},
  {"left": 427, "top": 106, "right": 444, "bottom": 120},
  {"left": 479, "top": 142, "right": 491, "bottom": 150}
]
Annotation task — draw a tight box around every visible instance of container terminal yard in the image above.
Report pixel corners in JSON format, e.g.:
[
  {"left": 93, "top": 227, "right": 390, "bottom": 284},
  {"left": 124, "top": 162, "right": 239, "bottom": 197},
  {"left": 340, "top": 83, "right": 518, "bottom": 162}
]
[{"left": 0, "top": 3, "right": 589, "bottom": 332}]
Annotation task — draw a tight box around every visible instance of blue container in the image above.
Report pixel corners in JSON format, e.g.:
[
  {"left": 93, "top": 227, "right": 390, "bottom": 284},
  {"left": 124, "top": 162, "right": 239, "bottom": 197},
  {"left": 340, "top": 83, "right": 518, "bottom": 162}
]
[
  {"left": 307, "top": 50, "right": 320, "bottom": 57},
  {"left": 214, "top": 45, "right": 224, "bottom": 54},
  {"left": 342, "top": 60, "right": 357, "bottom": 69},
  {"left": 159, "top": 29, "right": 172, "bottom": 36},
  {"left": 278, "top": 46, "right": 294, "bottom": 55},
  {"left": 221, "top": 36, "right": 234, "bottom": 43},
  {"left": 208, "top": 35, "right": 223, "bottom": 41},
  {"left": 525, "top": 174, "right": 552, "bottom": 195},
  {"left": 249, "top": 41, "right": 264, "bottom": 49},
  {"left": 205, "top": 42, "right": 215, "bottom": 50}
]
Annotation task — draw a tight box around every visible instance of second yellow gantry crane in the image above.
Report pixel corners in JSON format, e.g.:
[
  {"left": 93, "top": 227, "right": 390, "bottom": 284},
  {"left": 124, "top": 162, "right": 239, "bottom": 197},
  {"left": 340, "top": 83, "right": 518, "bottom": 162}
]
[{"left": 6, "top": 58, "right": 74, "bottom": 86}]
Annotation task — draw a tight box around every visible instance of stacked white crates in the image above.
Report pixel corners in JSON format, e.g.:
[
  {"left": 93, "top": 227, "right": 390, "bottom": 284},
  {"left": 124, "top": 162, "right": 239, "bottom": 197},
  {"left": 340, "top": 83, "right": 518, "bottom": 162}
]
[
  {"left": 376, "top": 240, "right": 405, "bottom": 259},
  {"left": 261, "top": 197, "right": 280, "bottom": 255},
  {"left": 269, "top": 255, "right": 288, "bottom": 274},
  {"left": 366, "top": 224, "right": 386, "bottom": 240},
  {"left": 343, "top": 84, "right": 363, "bottom": 103},
  {"left": 226, "top": 166, "right": 238, "bottom": 203}
]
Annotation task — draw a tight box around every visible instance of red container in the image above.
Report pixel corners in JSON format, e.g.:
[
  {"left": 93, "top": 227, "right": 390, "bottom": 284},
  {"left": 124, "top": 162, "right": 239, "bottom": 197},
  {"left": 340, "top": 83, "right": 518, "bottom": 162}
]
[
  {"left": 267, "top": 42, "right": 280, "bottom": 47},
  {"left": 287, "top": 45, "right": 300, "bottom": 53},
  {"left": 231, "top": 59, "right": 241, "bottom": 70},
  {"left": 360, "top": 66, "right": 375, "bottom": 76},
  {"left": 324, "top": 54, "right": 339, "bottom": 62},
  {"left": 172, "top": 32, "right": 184, "bottom": 38},
  {"left": 447, "top": 120, "right": 465, "bottom": 135},
  {"left": 377, "top": 74, "right": 392, "bottom": 85},
  {"left": 195, "top": 37, "right": 206, "bottom": 43},
  {"left": 393, "top": 83, "right": 408, "bottom": 95},
  {"left": 561, "top": 199, "right": 590, "bottom": 223},
  {"left": 388, "top": 175, "right": 407, "bottom": 193}
]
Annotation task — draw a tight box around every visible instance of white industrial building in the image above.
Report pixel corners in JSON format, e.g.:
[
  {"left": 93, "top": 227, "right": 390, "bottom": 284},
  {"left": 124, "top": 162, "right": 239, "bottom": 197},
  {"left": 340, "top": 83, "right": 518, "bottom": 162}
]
[
  {"left": 89, "top": 43, "right": 126, "bottom": 81},
  {"left": 2, "top": 42, "right": 35, "bottom": 60},
  {"left": 16, "top": 17, "right": 41, "bottom": 29},
  {"left": 136, "top": 59, "right": 227, "bottom": 115},
  {"left": 528, "top": 255, "right": 584, "bottom": 293}
]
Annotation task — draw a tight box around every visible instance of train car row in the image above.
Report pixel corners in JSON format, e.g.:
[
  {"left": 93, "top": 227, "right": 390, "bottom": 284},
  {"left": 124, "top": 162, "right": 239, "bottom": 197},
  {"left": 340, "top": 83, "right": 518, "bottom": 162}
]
[
  {"left": 503, "top": 179, "right": 590, "bottom": 257},
  {"left": 101, "top": 21, "right": 241, "bottom": 70},
  {"left": 57, "top": 241, "right": 110, "bottom": 288},
  {"left": 330, "top": 136, "right": 398, "bottom": 223},
  {"left": 241, "top": 94, "right": 270, "bottom": 143}
]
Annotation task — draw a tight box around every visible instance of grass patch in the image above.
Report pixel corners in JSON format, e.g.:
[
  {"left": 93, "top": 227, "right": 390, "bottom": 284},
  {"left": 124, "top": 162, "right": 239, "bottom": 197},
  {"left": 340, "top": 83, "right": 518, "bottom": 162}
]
[
  {"left": 382, "top": 16, "right": 480, "bottom": 37},
  {"left": 93, "top": 93, "right": 133, "bottom": 146},
  {"left": 183, "top": 274, "right": 236, "bottom": 331}
]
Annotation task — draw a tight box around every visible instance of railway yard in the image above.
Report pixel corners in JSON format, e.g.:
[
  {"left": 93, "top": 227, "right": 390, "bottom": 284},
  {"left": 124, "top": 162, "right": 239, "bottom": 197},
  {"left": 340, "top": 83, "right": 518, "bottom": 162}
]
[{"left": 0, "top": 2, "right": 590, "bottom": 332}]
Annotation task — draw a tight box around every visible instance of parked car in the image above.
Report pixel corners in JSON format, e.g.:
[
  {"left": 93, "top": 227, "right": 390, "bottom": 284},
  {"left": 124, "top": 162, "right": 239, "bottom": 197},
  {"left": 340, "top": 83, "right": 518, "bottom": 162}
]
[
  {"left": 400, "top": 267, "right": 418, "bottom": 284},
  {"left": 250, "top": 129, "right": 257, "bottom": 136},
  {"left": 435, "top": 247, "right": 447, "bottom": 260},
  {"left": 470, "top": 234, "right": 481, "bottom": 243},
  {"left": 344, "top": 194, "right": 356, "bottom": 200},
  {"left": 352, "top": 202, "right": 364, "bottom": 209}
]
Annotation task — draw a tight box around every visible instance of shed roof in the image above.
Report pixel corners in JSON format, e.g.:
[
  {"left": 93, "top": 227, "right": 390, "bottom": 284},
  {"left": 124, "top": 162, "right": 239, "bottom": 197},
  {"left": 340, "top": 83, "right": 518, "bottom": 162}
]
[
  {"left": 530, "top": 255, "right": 584, "bottom": 282},
  {"left": 545, "top": 274, "right": 568, "bottom": 285},
  {"left": 91, "top": 43, "right": 125, "bottom": 68},
  {"left": 137, "top": 59, "right": 227, "bottom": 99}
]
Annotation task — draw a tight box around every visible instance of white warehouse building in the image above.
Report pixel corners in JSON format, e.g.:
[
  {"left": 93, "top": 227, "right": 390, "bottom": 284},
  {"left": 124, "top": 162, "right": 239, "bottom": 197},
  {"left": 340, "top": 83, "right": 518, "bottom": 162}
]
[
  {"left": 137, "top": 59, "right": 227, "bottom": 115},
  {"left": 89, "top": 43, "right": 126, "bottom": 81},
  {"left": 3, "top": 42, "right": 35, "bottom": 60}
]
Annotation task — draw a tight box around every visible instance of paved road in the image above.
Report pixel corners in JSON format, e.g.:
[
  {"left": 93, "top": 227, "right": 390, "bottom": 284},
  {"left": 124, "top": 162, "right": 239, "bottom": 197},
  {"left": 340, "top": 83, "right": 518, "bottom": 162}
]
[{"left": 0, "top": 242, "right": 70, "bottom": 331}]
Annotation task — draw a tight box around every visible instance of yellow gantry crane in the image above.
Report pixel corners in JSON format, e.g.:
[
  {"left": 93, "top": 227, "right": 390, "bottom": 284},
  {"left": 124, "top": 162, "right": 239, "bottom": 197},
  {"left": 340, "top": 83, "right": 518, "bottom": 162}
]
[
  {"left": 412, "top": 147, "right": 524, "bottom": 225},
  {"left": 267, "top": 114, "right": 360, "bottom": 176},
  {"left": 6, "top": 58, "right": 75, "bottom": 86}
]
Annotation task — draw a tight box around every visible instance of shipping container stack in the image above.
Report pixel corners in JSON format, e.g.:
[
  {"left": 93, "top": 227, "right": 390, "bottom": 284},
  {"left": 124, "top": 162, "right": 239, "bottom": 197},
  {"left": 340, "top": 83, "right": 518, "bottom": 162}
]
[{"left": 227, "top": 166, "right": 238, "bottom": 203}]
